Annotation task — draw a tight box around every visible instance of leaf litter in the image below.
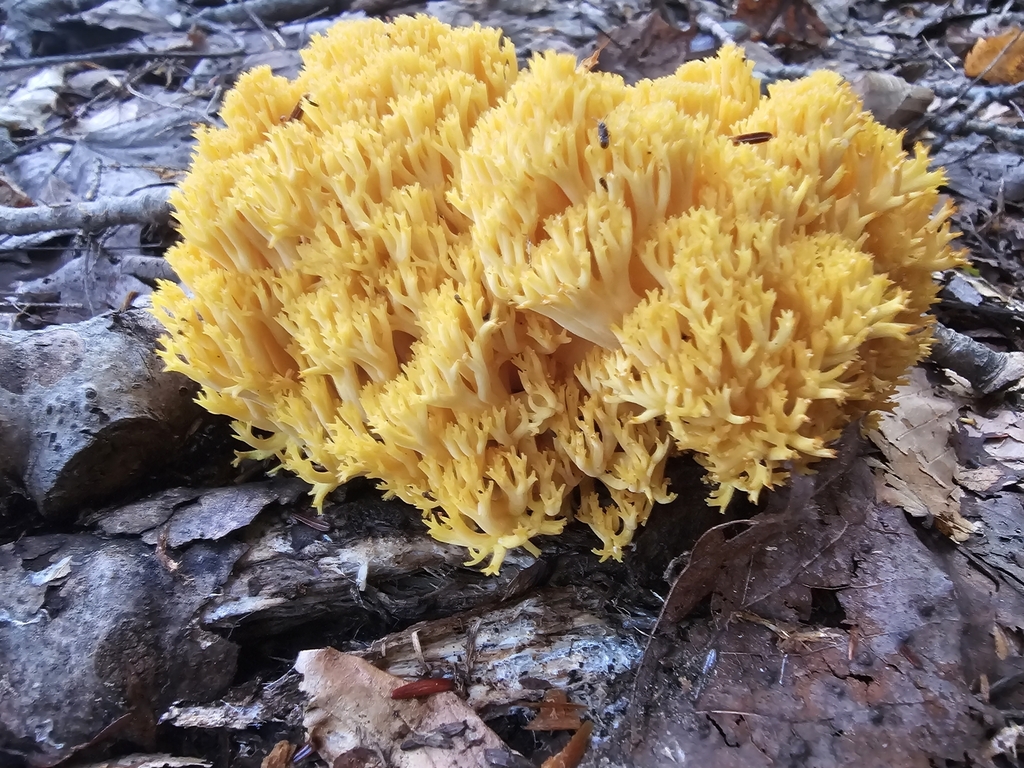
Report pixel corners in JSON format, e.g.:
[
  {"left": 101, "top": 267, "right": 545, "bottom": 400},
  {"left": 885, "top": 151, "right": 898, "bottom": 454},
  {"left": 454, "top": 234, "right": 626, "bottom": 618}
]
[
  {"left": 5, "top": 1, "right": 1024, "bottom": 767},
  {"left": 868, "top": 366, "right": 980, "bottom": 542},
  {"left": 620, "top": 425, "right": 1024, "bottom": 767}
]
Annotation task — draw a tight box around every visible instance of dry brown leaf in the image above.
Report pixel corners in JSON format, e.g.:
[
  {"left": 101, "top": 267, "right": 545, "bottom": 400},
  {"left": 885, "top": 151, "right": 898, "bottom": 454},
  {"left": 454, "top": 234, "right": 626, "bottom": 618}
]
[
  {"left": 733, "top": 0, "right": 829, "bottom": 47},
  {"left": 577, "top": 41, "right": 607, "bottom": 73},
  {"left": 867, "top": 367, "right": 980, "bottom": 542},
  {"left": 994, "top": 623, "right": 1011, "bottom": 661},
  {"left": 594, "top": 11, "right": 698, "bottom": 82},
  {"left": 623, "top": 434, "right": 998, "bottom": 766},
  {"left": 962, "top": 409, "right": 1024, "bottom": 468},
  {"left": 964, "top": 27, "right": 1024, "bottom": 84},
  {"left": 525, "top": 690, "right": 586, "bottom": 731},
  {"left": 260, "top": 741, "right": 293, "bottom": 768},
  {"left": 540, "top": 721, "right": 593, "bottom": 768},
  {"left": 0, "top": 176, "right": 33, "bottom": 208},
  {"left": 295, "top": 648, "right": 508, "bottom": 768}
]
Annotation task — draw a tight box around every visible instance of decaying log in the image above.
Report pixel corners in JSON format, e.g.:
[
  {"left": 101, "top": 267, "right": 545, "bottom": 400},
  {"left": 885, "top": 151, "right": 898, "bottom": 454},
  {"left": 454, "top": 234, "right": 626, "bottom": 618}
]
[
  {"left": 8, "top": 472, "right": 651, "bottom": 766},
  {"left": 201, "top": 490, "right": 551, "bottom": 636},
  {"left": 89, "top": 477, "right": 522, "bottom": 637}
]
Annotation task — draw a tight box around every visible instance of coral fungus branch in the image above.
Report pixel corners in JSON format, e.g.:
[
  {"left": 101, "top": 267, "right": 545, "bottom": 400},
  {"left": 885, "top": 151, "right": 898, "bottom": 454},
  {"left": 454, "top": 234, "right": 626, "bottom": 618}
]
[{"left": 151, "top": 15, "right": 964, "bottom": 572}]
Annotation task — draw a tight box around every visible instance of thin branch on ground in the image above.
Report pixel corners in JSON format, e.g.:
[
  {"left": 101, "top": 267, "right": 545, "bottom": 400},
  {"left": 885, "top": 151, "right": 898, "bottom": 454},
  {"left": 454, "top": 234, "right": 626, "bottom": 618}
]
[
  {"left": 930, "top": 116, "right": 1024, "bottom": 145},
  {"left": 196, "top": 0, "right": 347, "bottom": 25},
  {"left": 0, "top": 47, "right": 246, "bottom": 72},
  {"left": 752, "top": 63, "right": 815, "bottom": 82},
  {"left": 930, "top": 79, "right": 1024, "bottom": 101},
  {"left": 0, "top": 300, "right": 83, "bottom": 313},
  {"left": 930, "top": 322, "right": 1024, "bottom": 396},
  {"left": 0, "top": 189, "right": 172, "bottom": 237}
]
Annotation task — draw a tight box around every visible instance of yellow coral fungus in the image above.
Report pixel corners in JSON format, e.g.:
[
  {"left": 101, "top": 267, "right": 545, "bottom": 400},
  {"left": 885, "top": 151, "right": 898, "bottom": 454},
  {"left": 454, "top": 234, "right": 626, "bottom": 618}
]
[{"left": 152, "top": 15, "right": 963, "bottom": 573}]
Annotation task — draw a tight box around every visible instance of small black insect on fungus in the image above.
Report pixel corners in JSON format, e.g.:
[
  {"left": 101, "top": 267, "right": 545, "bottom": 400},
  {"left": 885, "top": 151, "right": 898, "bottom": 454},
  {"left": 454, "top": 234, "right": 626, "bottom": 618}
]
[
  {"left": 599, "top": 177, "right": 608, "bottom": 191},
  {"left": 597, "top": 121, "right": 609, "bottom": 149},
  {"left": 730, "top": 131, "right": 773, "bottom": 145}
]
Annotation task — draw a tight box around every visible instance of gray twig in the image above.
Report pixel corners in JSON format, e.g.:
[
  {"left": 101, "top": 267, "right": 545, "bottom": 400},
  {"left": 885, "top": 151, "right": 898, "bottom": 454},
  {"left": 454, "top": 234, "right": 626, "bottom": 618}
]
[
  {"left": 928, "top": 115, "right": 1024, "bottom": 145},
  {"left": 930, "top": 79, "right": 1024, "bottom": 101},
  {"left": 930, "top": 322, "right": 1024, "bottom": 396},
  {"left": 752, "top": 63, "right": 815, "bottom": 83},
  {"left": 0, "top": 189, "right": 172, "bottom": 237},
  {"left": 197, "top": 0, "right": 346, "bottom": 25},
  {"left": 0, "top": 48, "right": 246, "bottom": 72}
]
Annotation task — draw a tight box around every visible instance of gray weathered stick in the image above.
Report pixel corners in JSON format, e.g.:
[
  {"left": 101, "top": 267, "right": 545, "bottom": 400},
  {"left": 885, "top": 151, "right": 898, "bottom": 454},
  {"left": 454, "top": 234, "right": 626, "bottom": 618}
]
[
  {"left": 930, "top": 322, "right": 1024, "bottom": 396},
  {"left": 0, "top": 188, "right": 172, "bottom": 236}
]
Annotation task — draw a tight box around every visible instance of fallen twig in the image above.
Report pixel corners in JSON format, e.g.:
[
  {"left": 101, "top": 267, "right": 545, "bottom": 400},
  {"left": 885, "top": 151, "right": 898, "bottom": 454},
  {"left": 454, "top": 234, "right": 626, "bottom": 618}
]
[
  {"left": 0, "top": 48, "right": 247, "bottom": 72},
  {"left": 351, "top": 0, "right": 415, "bottom": 11},
  {"left": 929, "top": 115, "right": 1024, "bottom": 145},
  {"left": 930, "top": 79, "right": 1024, "bottom": 101},
  {"left": 0, "top": 189, "right": 172, "bottom": 236},
  {"left": 930, "top": 322, "right": 1024, "bottom": 396},
  {"left": 0, "top": 300, "right": 83, "bottom": 313},
  {"left": 196, "top": 0, "right": 348, "bottom": 25},
  {"left": 752, "top": 63, "right": 815, "bottom": 83}
]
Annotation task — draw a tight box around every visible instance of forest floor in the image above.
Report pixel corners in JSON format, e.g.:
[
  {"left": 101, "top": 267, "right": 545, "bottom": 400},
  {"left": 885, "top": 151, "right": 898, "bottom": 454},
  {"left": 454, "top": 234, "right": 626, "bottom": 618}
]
[{"left": 4, "top": 1, "right": 1024, "bottom": 767}]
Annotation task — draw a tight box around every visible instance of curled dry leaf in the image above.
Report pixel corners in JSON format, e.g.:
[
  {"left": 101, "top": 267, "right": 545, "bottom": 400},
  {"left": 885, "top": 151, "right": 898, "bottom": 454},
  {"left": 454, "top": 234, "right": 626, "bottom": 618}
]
[
  {"left": 294, "top": 648, "right": 508, "bottom": 768},
  {"left": 964, "top": 27, "right": 1024, "bottom": 84},
  {"left": 540, "top": 721, "right": 593, "bottom": 768}
]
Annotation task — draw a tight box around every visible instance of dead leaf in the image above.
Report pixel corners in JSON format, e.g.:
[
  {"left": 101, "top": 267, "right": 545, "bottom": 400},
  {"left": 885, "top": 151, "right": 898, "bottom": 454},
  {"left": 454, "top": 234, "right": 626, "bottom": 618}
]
[
  {"left": 851, "top": 72, "right": 934, "bottom": 130},
  {"left": 594, "top": 11, "right": 698, "bottom": 83},
  {"left": 733, "top": 0, "right": 830, "bottom": 47},
  {"left": 867, "top": 367, "right": 980, "bottom": 542},
  {"left": 295, "top": 648, "right": 509, "bottom": 768},
  {"left": 621, "top": 451, "right": 996, "bottom": 766},
  {"left": 78, "top": 0, "right": 176, "bottom": 34},
  {"left": 540, "top": 721, "right": 593, "bottom": 768},
  {"left": 964, "top": 27, "right": 1024, "bottom": 84},
  {"left": 977, "top": 102, "right": 1015, "bottom": 122},
  {"left": 0, "top": 176, "right": 34, "bottom": 208},
  {"left": 994, "top": 624, "right": 1011, "bottom": 661},
  {"left": 0, "top": 68, "right": 65, "bottom": 132},
  {"left": 986, "top": 723, "right": 1024, "bottom": 760},
  {"left": 962, "top": 409, "right": 1024, "bottom": 469},
  {"left": 525, "top": 690, "right": 585, "bottom": 731},
  {"left": 260, "top": 741, "right": 293, "bottom": 768},
  {"left": 577, "top": 41, "right": 606, "bottom": 73}
]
